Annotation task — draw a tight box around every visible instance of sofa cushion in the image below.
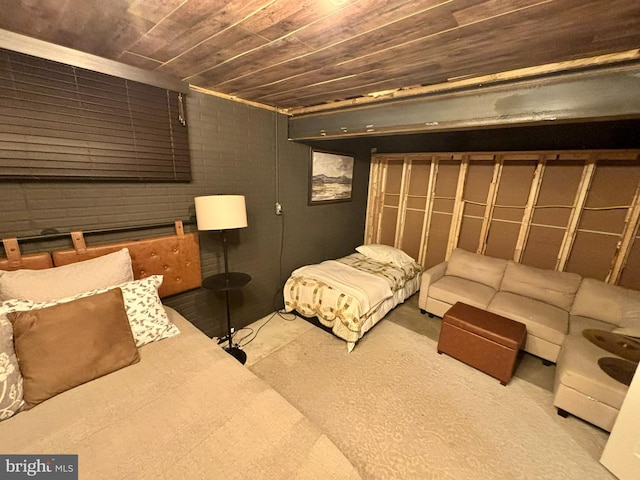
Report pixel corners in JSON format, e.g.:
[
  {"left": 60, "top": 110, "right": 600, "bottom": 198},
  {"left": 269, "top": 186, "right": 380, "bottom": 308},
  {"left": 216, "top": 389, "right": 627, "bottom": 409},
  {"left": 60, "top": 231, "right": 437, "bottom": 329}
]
[
  {"left": 499, "top": 261, "right": 581, "bottom": 311},
  {"left": 614, "top": 309, "right": 640, "bottom": 338},
  {"left": 569, "top": 315, "right": 617, "bottom": 336},
  {"left": 571, "top": 278, "right": 640, "bottom": 328},
  {"left": 555, "top": 334, "right": 628, "bottom": 410},
  {"left": 430, "top": 276, "right": 496, "bottom": 310},
  {"left": 445, "top": 248, "right": 507, "bottom": 290},
  {"left": 488, "top": 291, "right": 568, "bottom": 346}
]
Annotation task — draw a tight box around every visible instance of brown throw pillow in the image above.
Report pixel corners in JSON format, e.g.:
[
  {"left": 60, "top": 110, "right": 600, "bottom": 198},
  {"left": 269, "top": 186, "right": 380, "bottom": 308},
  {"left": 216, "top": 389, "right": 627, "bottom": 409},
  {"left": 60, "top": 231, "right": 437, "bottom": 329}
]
[{"left": 8, "top": 288, "right": 140, "bottom": 409}]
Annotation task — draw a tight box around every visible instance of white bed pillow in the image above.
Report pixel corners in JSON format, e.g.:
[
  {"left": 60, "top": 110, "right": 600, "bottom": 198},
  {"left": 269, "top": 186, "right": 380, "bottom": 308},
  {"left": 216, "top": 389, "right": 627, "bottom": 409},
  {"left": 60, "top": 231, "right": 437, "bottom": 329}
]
[
  {"left": 0, "top": 248, "right": 134, "bottom": 302},
  {"left": 356, "top": 244, "right": 416, "bottom": 267},
  {"left": 5, "top": 276, "right": 179, "bottom": 347}
]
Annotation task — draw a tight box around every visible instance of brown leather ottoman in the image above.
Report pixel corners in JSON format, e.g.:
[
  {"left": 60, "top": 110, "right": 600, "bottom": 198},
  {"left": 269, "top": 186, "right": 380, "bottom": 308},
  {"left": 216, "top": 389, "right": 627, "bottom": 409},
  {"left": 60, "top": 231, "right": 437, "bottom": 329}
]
[{"left": 437, "top": 302, "right": 527, "bottom": 385}]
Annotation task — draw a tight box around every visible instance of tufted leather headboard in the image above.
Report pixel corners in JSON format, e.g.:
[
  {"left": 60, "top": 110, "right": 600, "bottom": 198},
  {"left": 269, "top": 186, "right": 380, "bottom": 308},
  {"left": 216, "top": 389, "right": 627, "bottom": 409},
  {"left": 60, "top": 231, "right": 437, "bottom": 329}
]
[{"left": 1, "top": 221, "right": 202, "bottom": 299}]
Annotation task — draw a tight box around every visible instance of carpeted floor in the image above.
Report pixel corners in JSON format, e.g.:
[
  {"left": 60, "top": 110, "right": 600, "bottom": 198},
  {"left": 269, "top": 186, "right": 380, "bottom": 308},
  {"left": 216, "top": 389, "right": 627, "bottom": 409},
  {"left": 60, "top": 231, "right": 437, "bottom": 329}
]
[{"left": 249, "top": 298, "right": 615, "bottom": 480}]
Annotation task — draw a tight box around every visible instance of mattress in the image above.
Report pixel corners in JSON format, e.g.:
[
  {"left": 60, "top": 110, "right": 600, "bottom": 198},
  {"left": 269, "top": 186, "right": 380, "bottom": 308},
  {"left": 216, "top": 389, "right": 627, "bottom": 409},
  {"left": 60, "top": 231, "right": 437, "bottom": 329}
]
[
  {"left": 284, "top": 253, "right": 422, "bottom": 351},
  {"left": 0, "top": 307, "right": 361, "bottom": 480}
]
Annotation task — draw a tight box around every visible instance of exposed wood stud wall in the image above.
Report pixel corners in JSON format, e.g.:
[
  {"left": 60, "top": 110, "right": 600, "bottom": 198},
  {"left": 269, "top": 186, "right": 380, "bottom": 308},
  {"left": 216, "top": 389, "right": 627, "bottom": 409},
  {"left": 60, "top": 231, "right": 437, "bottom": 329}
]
[
  {"left": 367, "top": 150, "right": 640, "bottom": 289},
  {"left": 555, "top": 158, "right": 596, "bottom": 271},
  {"left": 447, "top": 157, "right": 469, "bottom": 258},
  {"left": 394, "top": 160, "right": 410, "bottom": 247},
  {"left": 479, "top": 160, "right": 503, "bottom": 255},
  {"left": 364, "top": 159, "right": 383, "bottom": 243},
  {"left": 418, "top": 160, "right": 438, "bottom": 265},
  {"left": 608, "top": 182, "right": 640, "bottom": 284},
  {"left": 514, "top": 160, "right": 546, "bottom": 262}
]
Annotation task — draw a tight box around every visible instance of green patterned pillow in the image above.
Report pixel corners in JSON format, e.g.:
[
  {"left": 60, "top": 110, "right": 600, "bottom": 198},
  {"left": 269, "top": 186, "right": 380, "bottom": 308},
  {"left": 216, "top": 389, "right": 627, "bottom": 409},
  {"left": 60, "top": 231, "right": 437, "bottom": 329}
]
[{"left": 24, "top": 276, "right": 179, "bottom": 347}]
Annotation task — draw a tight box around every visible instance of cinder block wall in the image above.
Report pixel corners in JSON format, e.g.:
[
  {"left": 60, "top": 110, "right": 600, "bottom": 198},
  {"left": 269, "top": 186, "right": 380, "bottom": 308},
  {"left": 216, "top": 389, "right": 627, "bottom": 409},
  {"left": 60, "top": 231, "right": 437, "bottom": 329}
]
[{"left": 0, "top": 90, "right": 370, "bottom": 337}]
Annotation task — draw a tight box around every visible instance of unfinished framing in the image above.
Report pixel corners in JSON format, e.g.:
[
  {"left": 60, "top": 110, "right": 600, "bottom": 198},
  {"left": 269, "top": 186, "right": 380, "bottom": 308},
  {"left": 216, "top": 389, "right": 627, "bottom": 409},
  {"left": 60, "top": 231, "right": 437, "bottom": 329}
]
[{"left": 366, "top": 150, "right": 640, "bottom": 290}]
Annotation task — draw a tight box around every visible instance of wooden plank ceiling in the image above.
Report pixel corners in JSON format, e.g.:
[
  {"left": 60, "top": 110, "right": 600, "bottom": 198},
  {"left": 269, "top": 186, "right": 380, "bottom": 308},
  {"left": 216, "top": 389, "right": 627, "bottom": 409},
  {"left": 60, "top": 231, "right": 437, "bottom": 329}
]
[{"left": 0, "top": 0, "right": 639, "bottom": 113}]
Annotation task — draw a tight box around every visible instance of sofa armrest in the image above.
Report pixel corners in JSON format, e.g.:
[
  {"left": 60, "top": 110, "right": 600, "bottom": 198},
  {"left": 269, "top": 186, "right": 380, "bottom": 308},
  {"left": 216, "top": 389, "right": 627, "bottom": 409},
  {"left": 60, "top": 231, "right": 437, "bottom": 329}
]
[{"left": 418, "top": 261, "right": 447, "bottom": 310}]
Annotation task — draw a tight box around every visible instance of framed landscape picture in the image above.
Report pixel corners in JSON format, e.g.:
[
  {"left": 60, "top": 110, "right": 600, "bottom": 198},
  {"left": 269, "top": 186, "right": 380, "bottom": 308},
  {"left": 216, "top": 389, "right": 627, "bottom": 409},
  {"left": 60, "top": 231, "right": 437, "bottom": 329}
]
[{"left": 308, "top": 150, "right": 354, "bottom": 204}]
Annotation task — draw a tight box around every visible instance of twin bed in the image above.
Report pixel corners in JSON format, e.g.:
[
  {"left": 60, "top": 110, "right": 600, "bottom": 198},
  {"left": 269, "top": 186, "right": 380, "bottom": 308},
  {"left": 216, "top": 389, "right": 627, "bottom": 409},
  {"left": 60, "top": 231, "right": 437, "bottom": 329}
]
[{"left": 284, "top": 244, "right": 422, "bottom": 351}]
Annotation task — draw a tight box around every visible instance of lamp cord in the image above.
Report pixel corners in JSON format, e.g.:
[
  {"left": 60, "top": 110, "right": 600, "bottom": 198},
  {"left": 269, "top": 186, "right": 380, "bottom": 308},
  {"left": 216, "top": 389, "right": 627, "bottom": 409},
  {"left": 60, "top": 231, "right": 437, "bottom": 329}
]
[
  {"left": 236, "top": 209, "right": 296, "bottom": 348},
  {"left": 235, "top": 109, "right": 297, "bottom": 349}
]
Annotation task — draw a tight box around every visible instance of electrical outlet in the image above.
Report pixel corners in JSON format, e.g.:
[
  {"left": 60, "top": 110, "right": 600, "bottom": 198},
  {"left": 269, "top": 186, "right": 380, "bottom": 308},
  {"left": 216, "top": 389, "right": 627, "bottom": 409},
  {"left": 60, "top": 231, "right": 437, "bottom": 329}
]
[{"left": 275, "top": 202, "right": 283, "bottom": 215}]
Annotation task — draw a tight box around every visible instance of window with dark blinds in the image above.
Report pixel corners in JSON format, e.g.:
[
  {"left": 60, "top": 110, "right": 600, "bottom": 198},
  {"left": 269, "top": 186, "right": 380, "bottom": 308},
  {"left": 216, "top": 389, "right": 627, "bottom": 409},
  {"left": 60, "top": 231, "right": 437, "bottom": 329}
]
[{"left": 0, "top": 48, "right": 191, "bottom": 181}]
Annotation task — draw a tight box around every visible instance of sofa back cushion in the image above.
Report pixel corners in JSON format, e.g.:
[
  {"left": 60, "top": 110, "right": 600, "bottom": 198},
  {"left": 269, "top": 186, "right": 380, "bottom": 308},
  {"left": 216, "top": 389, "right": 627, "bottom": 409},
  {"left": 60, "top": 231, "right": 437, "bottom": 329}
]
[
  {"left": 445, "top": 249, "right": 507, "bottom": 290},
  {"left": 571, "top": 277, "right": 640, "bottom": 328},
  {"left": 500, "top": 261, "right": 581, "bottom": 311}
]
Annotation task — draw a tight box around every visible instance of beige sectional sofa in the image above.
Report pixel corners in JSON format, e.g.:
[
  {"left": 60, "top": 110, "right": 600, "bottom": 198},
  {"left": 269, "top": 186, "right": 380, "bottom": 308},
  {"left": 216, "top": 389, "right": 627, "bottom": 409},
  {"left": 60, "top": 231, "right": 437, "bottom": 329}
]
[{"left": 418, "top": 248, "right": 640, "bottom": 431}]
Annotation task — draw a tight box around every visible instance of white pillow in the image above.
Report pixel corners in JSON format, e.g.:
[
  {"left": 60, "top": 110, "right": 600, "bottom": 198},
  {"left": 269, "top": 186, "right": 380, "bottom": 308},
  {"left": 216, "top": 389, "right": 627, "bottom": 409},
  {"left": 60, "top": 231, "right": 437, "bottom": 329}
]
[
  {"left": 0, "top": 248, "right": 134, "bottom": 302},
  {"left": 356, "top": 244, "right": 416, "bottom": 267},
  {"left": 7, "top": 276, "right": 179, "bottom": 347}
]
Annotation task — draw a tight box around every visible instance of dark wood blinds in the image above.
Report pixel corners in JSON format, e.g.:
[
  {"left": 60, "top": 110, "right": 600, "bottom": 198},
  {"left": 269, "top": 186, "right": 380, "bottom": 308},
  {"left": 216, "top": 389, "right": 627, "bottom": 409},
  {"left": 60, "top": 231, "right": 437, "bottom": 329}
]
[{"left": 0, "top": 48, "right": 191, "bottom": 181}]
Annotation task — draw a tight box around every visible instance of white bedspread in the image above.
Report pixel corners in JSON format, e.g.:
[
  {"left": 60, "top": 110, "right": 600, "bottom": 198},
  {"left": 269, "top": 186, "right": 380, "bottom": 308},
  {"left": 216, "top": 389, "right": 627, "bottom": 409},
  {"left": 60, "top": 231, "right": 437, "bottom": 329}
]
[
  {"left": 292, "top": 260, "right": 392, "bottom": 313},
  {"left": 284, "top": 253, "right": 422, "bottom": 350}
]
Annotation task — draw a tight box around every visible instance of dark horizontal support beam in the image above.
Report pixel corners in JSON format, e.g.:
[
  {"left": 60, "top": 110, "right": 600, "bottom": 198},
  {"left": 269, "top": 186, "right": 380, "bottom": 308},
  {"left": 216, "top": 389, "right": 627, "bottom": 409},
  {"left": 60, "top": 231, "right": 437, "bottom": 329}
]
[
  {"left": 288, "top": 64, "right": 640, "bottom": 140},
  {"left": 14, "top": 219, "right": 195, "bottom": 243}
]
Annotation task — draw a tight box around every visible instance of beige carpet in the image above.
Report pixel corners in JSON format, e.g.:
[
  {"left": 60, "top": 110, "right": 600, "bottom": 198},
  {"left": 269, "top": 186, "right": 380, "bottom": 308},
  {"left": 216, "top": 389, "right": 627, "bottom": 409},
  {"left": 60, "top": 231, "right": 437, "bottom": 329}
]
[{"left": 249, "top": 305, "right": 615, "bottom": 479}]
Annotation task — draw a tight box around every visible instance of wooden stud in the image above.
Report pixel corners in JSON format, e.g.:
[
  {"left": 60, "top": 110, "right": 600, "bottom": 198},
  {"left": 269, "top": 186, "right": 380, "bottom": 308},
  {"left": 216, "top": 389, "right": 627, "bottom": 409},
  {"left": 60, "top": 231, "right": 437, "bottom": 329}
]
[
  {"left": 419, "top": 158, "right": 439, "bottom": 266},
  {"left": 556, "top": 157, "right": 597, "bottom": 271},
  {"left": 446, "top": 156, "right": 469, "bottom": 258},
  {"left": 478, "top": 156, "right": 502, "bottom": 254},
  {"left": 514, "top": 157, "right": 546, "bottom": 262},
  {"left": 394, "top": 157, "right": 410, "bottom": 247},
  {"left": 364, "top": 156, "right": 383, "bottom": 243},
  {"left": 607, "top": 181, "right": 640, "bottom": 284},
  {"left": 378, "top": 156, "right": 406, "bottom": 245},
  {"left": 372, "top": 156, "right": 386, "bottom": 244},
  {"left": 374, "top": 158, "right": 391, "bottom": 245}
]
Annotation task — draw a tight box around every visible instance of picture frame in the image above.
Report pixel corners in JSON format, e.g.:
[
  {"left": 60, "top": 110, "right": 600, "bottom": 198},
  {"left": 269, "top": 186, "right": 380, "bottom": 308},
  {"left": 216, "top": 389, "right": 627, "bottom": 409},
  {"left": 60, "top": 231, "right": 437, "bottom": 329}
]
[{"left": 308, "top": 150, "right": 355, "bottom": 205}]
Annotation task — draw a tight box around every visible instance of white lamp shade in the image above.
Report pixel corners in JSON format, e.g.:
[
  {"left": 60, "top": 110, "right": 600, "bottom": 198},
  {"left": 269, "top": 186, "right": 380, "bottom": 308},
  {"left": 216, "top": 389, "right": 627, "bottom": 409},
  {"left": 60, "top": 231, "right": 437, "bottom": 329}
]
[{"left": 194, "top": 195, "right": 248, "bottom": 230}]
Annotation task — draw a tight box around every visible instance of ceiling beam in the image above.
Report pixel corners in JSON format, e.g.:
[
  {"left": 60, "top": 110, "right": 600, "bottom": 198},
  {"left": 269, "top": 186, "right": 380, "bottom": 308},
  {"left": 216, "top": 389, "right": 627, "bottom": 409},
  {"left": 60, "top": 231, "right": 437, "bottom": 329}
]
[{"left": 288, "top": 63, "right": 640, "bottom": 140}]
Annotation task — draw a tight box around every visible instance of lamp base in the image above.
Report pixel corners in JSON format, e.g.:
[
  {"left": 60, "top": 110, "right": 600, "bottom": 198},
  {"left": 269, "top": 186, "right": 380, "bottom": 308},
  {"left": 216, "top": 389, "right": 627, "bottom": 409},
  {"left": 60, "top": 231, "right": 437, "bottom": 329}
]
[{"left": 225, "top": 346, "right": 247, "bottom": 365}]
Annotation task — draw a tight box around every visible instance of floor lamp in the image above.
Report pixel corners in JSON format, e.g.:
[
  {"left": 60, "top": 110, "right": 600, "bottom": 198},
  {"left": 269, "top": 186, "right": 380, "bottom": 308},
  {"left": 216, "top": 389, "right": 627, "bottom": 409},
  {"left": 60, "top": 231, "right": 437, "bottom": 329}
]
[{"left": 195, "top": 195, "right": 250, "bottom": 364}]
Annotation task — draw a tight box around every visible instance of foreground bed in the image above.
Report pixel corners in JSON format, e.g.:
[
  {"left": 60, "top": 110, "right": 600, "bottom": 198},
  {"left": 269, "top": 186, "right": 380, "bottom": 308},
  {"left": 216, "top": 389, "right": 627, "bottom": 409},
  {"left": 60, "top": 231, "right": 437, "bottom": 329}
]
[
  {"left": 283, "top": 245, "right": 422, "bottom": 351},
  {"left": 0, "top": 226, "right": 360, "bottom": 479}
]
